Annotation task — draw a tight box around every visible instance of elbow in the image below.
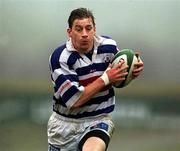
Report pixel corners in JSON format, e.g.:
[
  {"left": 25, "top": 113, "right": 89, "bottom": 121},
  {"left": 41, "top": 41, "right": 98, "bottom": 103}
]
[
  {"left": 71, "top": 100, "right": 82, "bottom": 109},
  {"left": 66, "top": 90, "right": 86, "bottom": 109},
  {"left": 71, "top": 96, "right": 87, "bottom": 109},
  {"left": 71, "top": 93, "right": 85, "bottom": 109}
]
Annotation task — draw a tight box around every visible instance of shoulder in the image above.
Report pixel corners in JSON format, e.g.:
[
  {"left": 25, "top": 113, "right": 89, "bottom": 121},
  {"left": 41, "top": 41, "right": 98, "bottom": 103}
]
[
  {"left": 49, "top": 43, "right": 68, "bottom": 69},
  {"left": 95, "top": 35, "right": 118, "bottom": 54},
  {"left": 49, "top": 44, "right": 66, "bottom": 71},
  {"left": 50, "top": 44, "right": 66, "bottom": 60},
  {"left": 50, "top": 43, "right": 81, "bottom": 69},
  {"left": 96, "top": 35, "right": 117, "bottom": 46}
]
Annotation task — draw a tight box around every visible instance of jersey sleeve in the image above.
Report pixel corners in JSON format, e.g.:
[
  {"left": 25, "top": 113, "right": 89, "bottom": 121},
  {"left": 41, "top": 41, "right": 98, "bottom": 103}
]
[{"left": 50, "top": 55, "right": 85, "bottom": 109}]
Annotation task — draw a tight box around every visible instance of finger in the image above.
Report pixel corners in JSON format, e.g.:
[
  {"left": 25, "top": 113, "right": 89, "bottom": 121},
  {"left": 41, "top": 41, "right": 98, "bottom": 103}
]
[
  {"left": 121, "top": 71, "right": 128, "bottom": 77},
  {"left": 134, "top": 61, "right": 143, "bottom": 65},
  {"left": 133, "top": 67, "right": 143, "bottom": 73},
  {"left": 132, "top": 70, "right": 141, "bottom": 78},
  {"left": 120, "top": 65, "right": 129, "bottom": 72},
  {"left": 113, "top": 60, "right": 124, "bottom": 69},
  {"left": 134, "top": 61, "right": 144, "bottom": 68},
  {"left": 116, "top": 71, "right": 128, "bottom": 79}
]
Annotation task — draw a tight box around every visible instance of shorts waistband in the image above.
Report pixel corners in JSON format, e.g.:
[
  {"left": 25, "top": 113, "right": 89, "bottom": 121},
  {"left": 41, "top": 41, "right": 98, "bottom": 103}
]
[{"left": 51, "top": 112, "right": 110, "bottom": 123}]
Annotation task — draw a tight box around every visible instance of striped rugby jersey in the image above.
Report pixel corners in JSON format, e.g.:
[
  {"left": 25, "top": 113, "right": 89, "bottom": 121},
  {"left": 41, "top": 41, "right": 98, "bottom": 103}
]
[{"left": 49, "top": 35, "right": 119, "bottom": 119}]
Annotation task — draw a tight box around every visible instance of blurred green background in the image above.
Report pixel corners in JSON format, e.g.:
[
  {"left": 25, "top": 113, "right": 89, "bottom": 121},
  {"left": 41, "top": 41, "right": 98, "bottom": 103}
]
[{"left": 0, "top": 0, "right": 180, "bottom": 151}]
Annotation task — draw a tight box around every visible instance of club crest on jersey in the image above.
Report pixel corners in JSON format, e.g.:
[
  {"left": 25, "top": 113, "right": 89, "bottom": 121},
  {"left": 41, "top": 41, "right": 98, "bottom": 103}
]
[{"left": 104, "top": 55, "right": 111, "bottom": 63}]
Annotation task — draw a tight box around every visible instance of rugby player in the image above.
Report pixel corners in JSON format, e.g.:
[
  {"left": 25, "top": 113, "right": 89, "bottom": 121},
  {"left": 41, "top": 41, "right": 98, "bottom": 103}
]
[{"left": 47, "top": 7, "right": 144, "bottom": 151}]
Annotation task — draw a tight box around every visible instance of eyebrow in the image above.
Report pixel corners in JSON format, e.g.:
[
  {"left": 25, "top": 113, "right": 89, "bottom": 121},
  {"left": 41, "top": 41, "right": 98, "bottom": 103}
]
[
  {"left": 75, "top": 24, "right": 92, "bottom": 27},
  {"left": 74, "top": 24, "right": 93, "bottom": 28}
]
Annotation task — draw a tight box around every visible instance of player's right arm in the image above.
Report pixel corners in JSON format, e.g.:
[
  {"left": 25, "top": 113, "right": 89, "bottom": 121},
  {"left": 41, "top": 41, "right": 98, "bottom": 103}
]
[{"left": 72, "top": 61, "right": 128, "bottom": 108}]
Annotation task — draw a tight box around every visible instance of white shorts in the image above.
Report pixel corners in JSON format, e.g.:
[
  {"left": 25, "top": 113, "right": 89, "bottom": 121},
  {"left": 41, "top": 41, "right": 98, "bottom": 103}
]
[{"left": 47, "top": 112, "right": 114, "bottom": 151}]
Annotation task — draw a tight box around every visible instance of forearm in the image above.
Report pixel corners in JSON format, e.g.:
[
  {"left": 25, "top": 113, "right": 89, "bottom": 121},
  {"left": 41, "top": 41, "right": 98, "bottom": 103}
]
[
  {"left": 72, "top": 78, "right": 105, "bottom": 108},
  {"left": 72, "top": 61, "right": 129, "bottom": 108}
]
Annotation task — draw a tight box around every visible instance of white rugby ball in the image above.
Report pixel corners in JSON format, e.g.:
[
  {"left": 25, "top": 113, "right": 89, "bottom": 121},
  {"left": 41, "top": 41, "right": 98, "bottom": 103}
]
[{"left": 111, "top": 49, "right": 138, "bottom": 88}]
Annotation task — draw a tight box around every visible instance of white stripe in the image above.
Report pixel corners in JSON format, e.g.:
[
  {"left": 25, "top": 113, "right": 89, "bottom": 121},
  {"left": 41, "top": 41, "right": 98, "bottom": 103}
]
[
  {"left": 54, "top": 80, "right": 82, "bottom": 99},
  {"left": 73, "top": 57, "right": 88, "bottom": 70},
  {"left": 52, "top": 66, "right": 76, "bottom": 81},
  {"left": 100, "top": 36, "right": 117, "bottom": 46},
  {"left": 73, "top": 52, "right": 114, "bottom": 70},
  {"left": 60, "top": 47, "right": 71, "bottom": 61},
  {"left": 96, "top": 53, "right": 114, "bottom": 63},
  {"left": 52, "top": 68, "right": 63, "bottom": 81}
]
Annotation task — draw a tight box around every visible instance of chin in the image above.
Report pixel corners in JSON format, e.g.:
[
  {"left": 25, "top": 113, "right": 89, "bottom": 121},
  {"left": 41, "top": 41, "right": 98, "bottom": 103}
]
[
  {"left": 80, "top": 46, "right": 90, "bottom": 52},
  {"left": 79, "top": 49, "right": 88, "bottom": 53}
]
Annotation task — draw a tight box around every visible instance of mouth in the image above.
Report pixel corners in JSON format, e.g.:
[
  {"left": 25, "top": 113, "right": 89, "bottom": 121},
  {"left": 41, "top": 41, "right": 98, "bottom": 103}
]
[
  {"left": 81, "top": 40, "right": 89, "bottom": 43},
  {"left": 81, "top": 41, "right": 89, "bottom": 45}
]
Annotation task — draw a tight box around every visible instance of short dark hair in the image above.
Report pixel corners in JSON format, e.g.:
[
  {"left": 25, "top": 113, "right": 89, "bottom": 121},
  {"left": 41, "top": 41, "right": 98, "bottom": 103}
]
[{"left": 68, "top": 8, "right": 95, "bottom": 28}]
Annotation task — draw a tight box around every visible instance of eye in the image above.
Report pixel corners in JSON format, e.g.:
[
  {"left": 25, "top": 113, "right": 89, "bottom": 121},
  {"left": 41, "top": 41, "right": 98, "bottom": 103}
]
[
  {"left": 86, "top": 26, "right": 93, "bottom": 31},
  {"left": 75, "top": 27, "right": 82, "bottom": 32}
]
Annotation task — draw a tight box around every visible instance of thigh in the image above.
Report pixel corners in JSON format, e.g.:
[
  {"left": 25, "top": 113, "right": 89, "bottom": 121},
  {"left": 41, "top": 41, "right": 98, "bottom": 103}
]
[
  {"left": 78, "top": 116, "right": 114, "bottom": 151},
  {"left": 82, "top": 136, "right": 106, "bottom": 151}
]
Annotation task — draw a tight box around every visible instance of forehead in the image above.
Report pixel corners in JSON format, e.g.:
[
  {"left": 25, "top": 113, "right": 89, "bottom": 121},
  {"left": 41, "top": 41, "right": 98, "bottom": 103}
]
[{"left": 72, "top": 18, "right": 94, "bottom": 27}]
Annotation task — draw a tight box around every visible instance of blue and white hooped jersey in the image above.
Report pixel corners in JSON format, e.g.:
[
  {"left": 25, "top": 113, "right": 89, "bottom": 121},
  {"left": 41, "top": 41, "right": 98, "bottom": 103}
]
[{"left": 49, "top": 35, "right": 119, "bottom": 119}]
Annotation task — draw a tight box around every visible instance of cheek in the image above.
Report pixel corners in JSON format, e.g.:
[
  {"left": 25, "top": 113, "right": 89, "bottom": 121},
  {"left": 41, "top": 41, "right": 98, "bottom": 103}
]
[
  {"left": 71, "top": 34, "right": 81, "bottom": 48},
  {"left": 89, "top": 32, "right": 95, "bottom": 41},
  {"left": 72, "top": 35, "right": 79, "bottom": 43},
  {"left": 90, "top": 31, "right": 96, "bottom": 38},
  {"left": 70, "top": 32, "right": 78, "bottom": 39}
]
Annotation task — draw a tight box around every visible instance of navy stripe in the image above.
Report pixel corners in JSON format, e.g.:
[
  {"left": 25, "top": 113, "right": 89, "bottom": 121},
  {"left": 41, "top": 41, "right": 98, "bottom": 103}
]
[
  {"left": 76, "top": 63, "right": 108, "bottom": 76},
  {"left": 94, "top": 63, "right": 108, "bottom": 71},
  {"left": 54, "top": 74, "right": 78, "bottom": 92},
  {"left": 53, "top": 85, "right": 80, "bottom": 106},
  {"left": 54, "top": 74, "right": 66, "bottom": 91},
  {"left": 53, "top": 96, "right": 67, "bottom": 107},
  {"left": 66, "top": 74, "right": 79, "bottom": 83},
  {"left": 82, "top": 88, "right": 114, "bottom": 106},
  {"left": 101, "top": 35, "right": 111, "bottom": 39},
  {"left": 50, "top": 44, "right": 66, "bottom": 72},
  {"left": 62, "top": 86, "right": 79, "bottom": 103},
  {"left": 67, "top": 51, "right": 82, "bottom": 69},
  {"left": 54, "top": 105, "right": 115, "bottom": 119},
  {"left": 76, "top": 64, "right": 92, "bottom": 76},
  {"left": 97, "top": 45, "right": 117, "bottom": 54}
]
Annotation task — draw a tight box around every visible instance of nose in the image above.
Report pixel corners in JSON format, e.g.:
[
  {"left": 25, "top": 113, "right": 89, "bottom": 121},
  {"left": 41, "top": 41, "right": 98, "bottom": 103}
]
[{"left": 82, "top": 29, "right": 88, "bottom": 38}]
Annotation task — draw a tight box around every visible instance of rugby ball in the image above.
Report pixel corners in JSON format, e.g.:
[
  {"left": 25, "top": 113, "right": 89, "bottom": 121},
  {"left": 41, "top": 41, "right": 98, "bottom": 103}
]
[{"left": 111, "top": 49, "right": 138, "bottom": 88}]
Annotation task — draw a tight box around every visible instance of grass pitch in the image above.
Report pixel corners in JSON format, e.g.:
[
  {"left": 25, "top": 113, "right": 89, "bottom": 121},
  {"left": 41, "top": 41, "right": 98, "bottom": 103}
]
[{"left": 0, "top": 121, "right": 179, "bottom": 151}]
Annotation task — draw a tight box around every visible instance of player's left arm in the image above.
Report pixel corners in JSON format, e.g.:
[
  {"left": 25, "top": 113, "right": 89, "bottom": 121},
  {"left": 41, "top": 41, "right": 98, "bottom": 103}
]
[{"left": 132, "top": 52, "right": 144, "bottom": 79}]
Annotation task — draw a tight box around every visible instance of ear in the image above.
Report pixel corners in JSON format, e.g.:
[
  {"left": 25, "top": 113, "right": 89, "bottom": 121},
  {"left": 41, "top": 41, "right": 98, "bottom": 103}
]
[
  {"left": 67, "top": 28, "right": 72, "bottom": 37},
  {"left": 93, "top": 26, "right": 96, "bottom": 36},
  {"left": 94, "top": 26, "right": 96, "bottom": 33}
]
